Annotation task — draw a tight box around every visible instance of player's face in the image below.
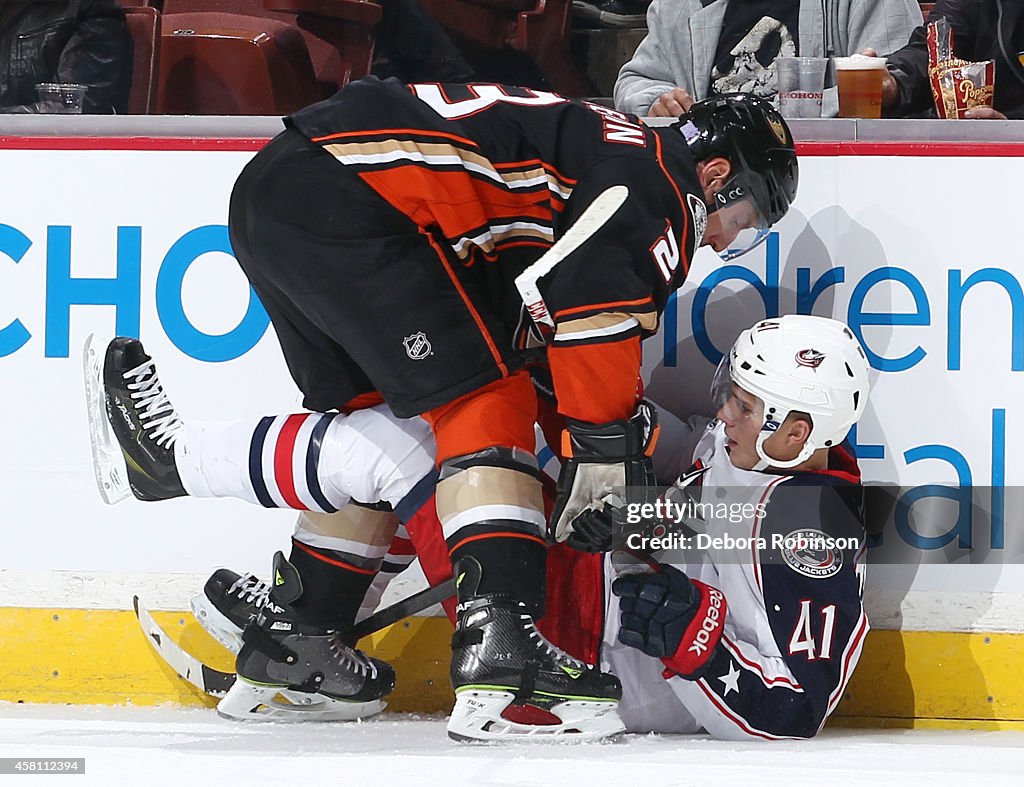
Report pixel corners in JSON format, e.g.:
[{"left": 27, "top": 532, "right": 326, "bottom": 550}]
[
  {"left": 702, "top": 200, "right": 768, "bottom": 260},
  {"left": 716, "top": 384, "right": 766, "bottom": 469},
  {"left": 717, "top": 384, "right": 807, "bottom": 469}
]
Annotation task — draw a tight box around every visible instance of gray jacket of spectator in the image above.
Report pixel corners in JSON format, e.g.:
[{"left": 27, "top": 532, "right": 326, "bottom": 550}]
[{"left": 614, "top": 0, "right": 923, "bottom": 116}]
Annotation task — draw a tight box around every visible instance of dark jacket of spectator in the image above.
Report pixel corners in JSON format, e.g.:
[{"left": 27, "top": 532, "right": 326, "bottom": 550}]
[
  {"left": 886, "top": 0, "right": 1024, "bottom": 118},
  {"left": 0, "top": 0, "right": 131, "bottom": 114}
]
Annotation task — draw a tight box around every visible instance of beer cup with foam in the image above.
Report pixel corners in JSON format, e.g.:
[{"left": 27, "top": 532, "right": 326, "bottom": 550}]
[{"left": 834, "top": 55, "right": 887, "bottom": 118}]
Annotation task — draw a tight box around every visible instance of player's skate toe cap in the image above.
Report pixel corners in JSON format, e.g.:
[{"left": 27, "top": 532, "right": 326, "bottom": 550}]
[{"left": 203, "top": 568, "right": 244, "bottom": 598}]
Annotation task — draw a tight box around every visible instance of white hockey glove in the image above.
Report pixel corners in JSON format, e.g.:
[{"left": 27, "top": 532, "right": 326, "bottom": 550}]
[{"left": 549, "top": 402, "right": 659, "bottom": 543}]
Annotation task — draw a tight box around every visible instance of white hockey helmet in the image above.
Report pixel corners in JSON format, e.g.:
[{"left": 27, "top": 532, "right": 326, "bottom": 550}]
[{"left": 712, "top": 315, "right": 870, "bottom": 469}]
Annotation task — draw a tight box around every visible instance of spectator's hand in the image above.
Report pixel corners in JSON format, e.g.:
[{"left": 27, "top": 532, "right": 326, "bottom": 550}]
[
  {"left": 859, "top": 48, "right": 899, "bottom": 108},
  {"left": 964, "top": 106, "right": 1008, "bottom": 119},
  {"left": 649, "top": 88, "right": 694, "bottom": 118}
]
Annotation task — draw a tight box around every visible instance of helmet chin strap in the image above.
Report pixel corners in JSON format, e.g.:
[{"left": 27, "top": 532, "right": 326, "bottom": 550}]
[{"left": 753, "top": 428, "right": 814, "bottom": 471}]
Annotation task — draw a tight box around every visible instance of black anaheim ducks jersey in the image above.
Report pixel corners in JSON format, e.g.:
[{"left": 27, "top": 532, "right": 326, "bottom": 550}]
[{"left": 286, "top": 78, "right": 708, "bottom": 339}]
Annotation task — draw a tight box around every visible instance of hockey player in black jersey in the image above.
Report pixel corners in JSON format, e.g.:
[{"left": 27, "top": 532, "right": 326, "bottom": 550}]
[
  {"left": 91, "top": 81, "right": 798, "bottom": 741},
  {"left": 556, "top": 314, "right": 871, "bottom": 739},
  {"left": 220, "top": 80, "right": 800, "bottom": 741}
]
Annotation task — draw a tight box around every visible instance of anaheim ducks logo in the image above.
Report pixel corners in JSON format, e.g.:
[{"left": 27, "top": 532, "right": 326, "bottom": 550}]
[
  {"left": 795, "top": 348, "right": 826, "bottom": 368},
  {"left": 768, "top": 116, "right": 788, "bottom": 145}
]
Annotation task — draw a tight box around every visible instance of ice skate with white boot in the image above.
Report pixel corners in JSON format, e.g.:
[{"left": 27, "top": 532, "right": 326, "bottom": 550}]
[
  {"left": 447, "top": 558, "right": 625, "bottom": 743},
  {"left": 217, "top": 552, "right": 395, "bottom": 722},
  {"left": 83, "top": 335, "right": 187, "bottom": 504}
]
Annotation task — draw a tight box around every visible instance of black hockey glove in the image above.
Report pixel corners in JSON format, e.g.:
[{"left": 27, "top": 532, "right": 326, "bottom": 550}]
[
  {"left": 565, "top": 499, "right": 678, "bottom": 554},
  {"left": 612, "top": 565, "right": 727, "bottom": 679},
  {"left": 564, "top": 500, "right": 619, "bottom": 553},
  {"left": 549, "top": 402, "right": 659, "bottom": 543}
]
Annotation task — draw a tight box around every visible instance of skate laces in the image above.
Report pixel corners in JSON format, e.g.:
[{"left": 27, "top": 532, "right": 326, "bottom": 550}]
[
  {"left": 123, "top": 359, "right": 184, "bottom": 448},
  {"left": 521, "top": 613, "right": 588, "bottom": 671},
  {"left": 329, "top": 636, "right": 379, "bottom": 679},
  {"left": 227, "top": 573, "right": 272, "bottom": 608}
]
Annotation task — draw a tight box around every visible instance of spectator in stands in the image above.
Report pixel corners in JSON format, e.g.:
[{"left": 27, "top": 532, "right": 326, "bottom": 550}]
[
  {"left": 0, "top": 0, "right": 131, "bottom": 114},
  {"left": 869, "top": 0, "right": 1024, "bottom": 119},
  {"left": 615, "top": 0, "right": 923, "bottom": 117}
]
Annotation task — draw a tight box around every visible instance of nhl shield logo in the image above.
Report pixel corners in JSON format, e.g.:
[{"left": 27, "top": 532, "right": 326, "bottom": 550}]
[{"left": 403, "top": 332, "right": 432, "bottom": 360}]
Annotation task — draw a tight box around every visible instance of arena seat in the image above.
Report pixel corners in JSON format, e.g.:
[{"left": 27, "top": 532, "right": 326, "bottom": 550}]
[
  {"left": 161, "top": 0, "right": 382, "bottom": 98},
  {"left": 419, "top": 0, "right": 595, "bottom": 97},
  {"left": 157, "top": 12, "right": 321, "bottom": 114},
  {"left": 122, "top": 5, "right": 162, "bottom": 114},
  {"left": 264, "top": 1, "right": 382, "bottom": 91}
]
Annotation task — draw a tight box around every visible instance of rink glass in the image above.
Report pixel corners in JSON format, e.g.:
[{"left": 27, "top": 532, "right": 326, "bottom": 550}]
[{"left": 834, "top": 55, "right": 887, "bottom": 118}]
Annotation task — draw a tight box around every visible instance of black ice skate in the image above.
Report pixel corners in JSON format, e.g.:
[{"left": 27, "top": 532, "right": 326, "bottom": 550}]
[
  {"left": 191, "top": 569, "right": 273, "bottom": 654},
  {"left": 83, "top": 335, "right": 186, "bottom": 504},
  {"left": 217, "top": 552, "right": 395, "bottom": 722},
  {"left": 447, "top": 565, "right": 624, "bottom": 742}
]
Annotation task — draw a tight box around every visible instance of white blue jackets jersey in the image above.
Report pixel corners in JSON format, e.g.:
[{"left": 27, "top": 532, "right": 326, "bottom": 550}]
[{"left": 602, "top": 418, "right": 869, "bottom": 740}]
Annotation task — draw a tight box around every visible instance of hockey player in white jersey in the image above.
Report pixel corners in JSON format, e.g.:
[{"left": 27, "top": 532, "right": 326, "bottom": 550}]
[{"left": 554, "top": 313, "right": 871, "bottom": 739}]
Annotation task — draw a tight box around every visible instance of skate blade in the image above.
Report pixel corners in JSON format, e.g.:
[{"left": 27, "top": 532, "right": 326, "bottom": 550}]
[
  {"left": 189, "top": 592, "right": 245, "bottom": 655},
  {"left": 217, "top": 678, "right": 387, "bottom": 722},
  {"left": 82, "top": 334, "right": 130, "bottom": 505},
  {"left": 447, "top": 690, "right": 625, "bottom": 743}
]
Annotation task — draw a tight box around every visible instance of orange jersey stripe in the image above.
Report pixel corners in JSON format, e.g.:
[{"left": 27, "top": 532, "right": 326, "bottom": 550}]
[
  {"left": 494, "top": 158, "right": 578, "bottom": 186},
  {"left": 357, "top": 167, "right": 557, "bottom": 250},
  {"left": 311, "top": 127, "right": 479, "bottom": 148},
  {"left": 291, "top": 539, "right": 378, "bottom": 575},
  {"left": 421, "top": 229, "right": 508, "bottom": 377},
  {"left": 554, "top": 296, "right": 654, "bottom": 321},
  {"left": 448, "top": 531, "right": 547, "bottom": 554},
  {"left": 653, "top": 132, "right": 691, "bottom": 277}
]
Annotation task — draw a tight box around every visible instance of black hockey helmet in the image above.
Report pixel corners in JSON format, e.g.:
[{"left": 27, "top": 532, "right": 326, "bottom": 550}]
[{"left": 674, "top": 93, "right": 798, "bottom": 257}]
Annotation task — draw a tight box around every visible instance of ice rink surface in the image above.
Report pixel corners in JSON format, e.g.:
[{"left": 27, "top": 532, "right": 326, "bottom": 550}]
[{"left": 1, "top": 704, "right": 1023, "bottom": 786}]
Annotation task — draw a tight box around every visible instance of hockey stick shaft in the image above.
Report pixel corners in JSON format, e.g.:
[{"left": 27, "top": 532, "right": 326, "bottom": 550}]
[
  {"left": 514, "top": 184, "right": 630, "bottom": 328},
  {"left": 351, "top": 577, "right": 456, "bottom": 639}
]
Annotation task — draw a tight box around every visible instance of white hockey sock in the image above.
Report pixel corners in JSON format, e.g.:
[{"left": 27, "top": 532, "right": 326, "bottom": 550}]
[
  {"left": 174, "top": 413, "right": 349, "bottom": 510},
  {"left": 173, "top": 407, "right": 436, "bottom": 514},
  {"left": 174, "top": 419, "right": 258, "bottom": 501}
]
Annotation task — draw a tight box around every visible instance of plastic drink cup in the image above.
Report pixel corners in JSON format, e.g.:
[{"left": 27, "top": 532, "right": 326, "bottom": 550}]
[
  {"left": 35, "top": 83, "right": 87, "bottom": 114},
  {"left": 776, "top": 57, "right": 828, "bottom": 118}
]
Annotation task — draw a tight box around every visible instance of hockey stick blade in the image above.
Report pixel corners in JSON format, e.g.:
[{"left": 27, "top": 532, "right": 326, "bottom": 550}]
[
  {"left": 514, "top": 184, "right": 629, "bottom": 328},
  {"left": 352, "top": 577, "right": 455, "bottom": 639},
  {"left": 134, "top": 596, "right": 236, "bottom": 696}
]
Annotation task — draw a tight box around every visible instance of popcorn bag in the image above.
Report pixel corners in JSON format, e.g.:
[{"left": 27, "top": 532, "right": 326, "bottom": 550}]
[{"left": 927, "top": 17, "right": 995, "bottom": 118}]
